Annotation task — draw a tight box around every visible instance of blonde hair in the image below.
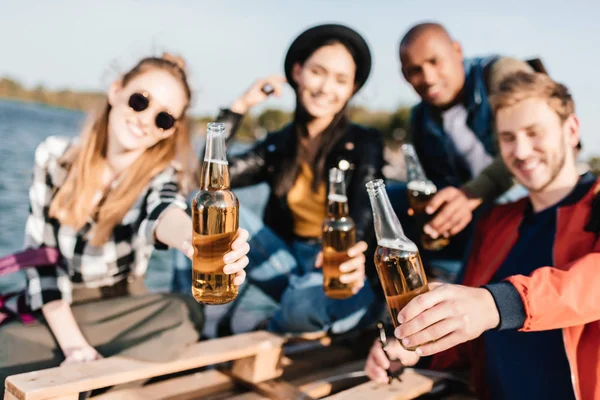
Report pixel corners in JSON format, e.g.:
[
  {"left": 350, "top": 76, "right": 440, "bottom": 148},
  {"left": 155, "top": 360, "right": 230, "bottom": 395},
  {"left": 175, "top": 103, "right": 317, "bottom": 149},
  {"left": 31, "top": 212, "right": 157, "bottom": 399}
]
[
  {"left": 49, "top": 53, "right": 196, "bottom": 246},
  {"left": 490, "top": 71, "right": 575, "bottom": 123}
]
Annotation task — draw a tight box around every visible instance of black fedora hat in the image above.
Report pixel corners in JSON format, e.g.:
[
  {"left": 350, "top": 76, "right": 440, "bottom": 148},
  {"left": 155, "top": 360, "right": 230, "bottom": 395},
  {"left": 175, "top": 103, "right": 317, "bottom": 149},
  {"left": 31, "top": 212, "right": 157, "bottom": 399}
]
[{"left": 284, "top": 23, "right": 372, "bottom": 93}]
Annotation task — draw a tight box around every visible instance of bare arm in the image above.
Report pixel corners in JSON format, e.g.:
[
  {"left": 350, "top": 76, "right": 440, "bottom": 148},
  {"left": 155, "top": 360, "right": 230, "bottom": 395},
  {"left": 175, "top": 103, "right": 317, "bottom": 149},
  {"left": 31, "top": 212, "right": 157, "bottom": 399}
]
[
  {"left": 154, "top": 206, "right": 193, "bottom": 257},
  {"left": 42, "top": 300, "right": 89, "bottom": 351},
  {"left": 42, "top": 300, "right": 101, "bottom": 363}
]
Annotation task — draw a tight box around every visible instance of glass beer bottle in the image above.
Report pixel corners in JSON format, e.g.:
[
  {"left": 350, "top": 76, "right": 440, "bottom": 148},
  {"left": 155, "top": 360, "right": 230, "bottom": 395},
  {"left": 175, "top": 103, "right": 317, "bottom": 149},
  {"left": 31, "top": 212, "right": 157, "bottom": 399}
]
[
  {"left": 192, "top": 122, "right": 239, "bottom": 304},
  {"left": 366, "top": 179, "right": 429, "bottom": 351},
  {"left": 322, "top": 167, "right": 357, "bottom": 299},
  {"left": 402, "top": 144, "right": 449, "bottom": 251}
]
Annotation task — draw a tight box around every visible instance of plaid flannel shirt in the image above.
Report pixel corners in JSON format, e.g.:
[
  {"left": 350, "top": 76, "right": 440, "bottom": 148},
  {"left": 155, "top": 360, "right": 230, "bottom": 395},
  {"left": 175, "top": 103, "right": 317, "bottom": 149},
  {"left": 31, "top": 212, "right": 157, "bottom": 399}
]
[{"left": 16, "top": 136, "right": 188, "bottom": 312}]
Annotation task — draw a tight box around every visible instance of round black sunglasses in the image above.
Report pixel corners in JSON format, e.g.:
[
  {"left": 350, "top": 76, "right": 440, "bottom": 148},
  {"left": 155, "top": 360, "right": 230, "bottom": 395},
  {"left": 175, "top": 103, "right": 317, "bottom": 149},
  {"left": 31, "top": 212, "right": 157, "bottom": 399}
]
[{"left": 128, "top": 92, "right": 177, "bottom": 131}]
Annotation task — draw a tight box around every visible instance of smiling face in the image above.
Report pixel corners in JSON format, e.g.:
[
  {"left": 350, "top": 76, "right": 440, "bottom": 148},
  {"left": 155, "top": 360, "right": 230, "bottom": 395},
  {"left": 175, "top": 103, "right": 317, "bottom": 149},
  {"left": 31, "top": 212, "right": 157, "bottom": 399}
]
[
  {"left": 496, "top": 97, "right": 579, "bottom": 193},
  {"left": 292, "top": 42, "right": 356, "bottom": 119},
  {"left": 107, "top": 69, "right": 188, "bottom": 153},
  {"left": 400, "top": 30, "right": 465, "bottom": 108}
]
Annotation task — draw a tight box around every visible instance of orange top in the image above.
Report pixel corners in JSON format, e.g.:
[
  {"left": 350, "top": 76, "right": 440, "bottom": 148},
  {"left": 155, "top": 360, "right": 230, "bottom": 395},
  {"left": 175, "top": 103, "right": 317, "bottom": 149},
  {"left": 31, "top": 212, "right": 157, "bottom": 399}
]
[
  {"left": 430, "top": 178, "right": 600, "bottom": 400},
  {"left": 287, "top": 163, "right": 326, "bottom": 238}
]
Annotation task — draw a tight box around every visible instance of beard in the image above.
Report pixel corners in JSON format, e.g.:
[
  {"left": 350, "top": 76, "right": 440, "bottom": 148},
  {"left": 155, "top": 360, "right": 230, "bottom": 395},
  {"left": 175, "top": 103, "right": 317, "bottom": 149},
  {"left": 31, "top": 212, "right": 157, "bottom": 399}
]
[{"left": 516, "top": 142, "right": 567, "bottom": 193}]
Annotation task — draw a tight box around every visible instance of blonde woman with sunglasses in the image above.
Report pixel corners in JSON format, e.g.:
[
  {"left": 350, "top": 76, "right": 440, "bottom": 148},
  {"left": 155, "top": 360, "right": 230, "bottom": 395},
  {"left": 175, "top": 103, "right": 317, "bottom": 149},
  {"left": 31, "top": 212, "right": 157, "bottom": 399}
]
[{"left": 0, "top": 54, "right": 249, "bottom": 390}]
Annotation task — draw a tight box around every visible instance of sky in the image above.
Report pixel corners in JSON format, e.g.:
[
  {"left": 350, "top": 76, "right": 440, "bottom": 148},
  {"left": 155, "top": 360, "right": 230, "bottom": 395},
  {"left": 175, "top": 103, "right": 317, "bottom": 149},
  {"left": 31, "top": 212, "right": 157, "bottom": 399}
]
[{"left": 2, "top": 0, "right": 599, "bottom": 156}]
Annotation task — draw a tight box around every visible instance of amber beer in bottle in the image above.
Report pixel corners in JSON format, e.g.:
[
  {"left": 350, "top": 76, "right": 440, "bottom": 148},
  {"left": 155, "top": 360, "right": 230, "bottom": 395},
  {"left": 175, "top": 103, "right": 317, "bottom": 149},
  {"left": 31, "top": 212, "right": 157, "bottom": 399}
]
[
  {"left": 366, "top": 179, "right": 429, "bottom": 351},
  {"left": 322, "top": 168, "right": 357, "bottom": 299},
  {"left": 192, "top": 122, "right": 239, "bottom": 304},
  {"left": 402, "top": 144, "right": 449, "bottom": 251}
]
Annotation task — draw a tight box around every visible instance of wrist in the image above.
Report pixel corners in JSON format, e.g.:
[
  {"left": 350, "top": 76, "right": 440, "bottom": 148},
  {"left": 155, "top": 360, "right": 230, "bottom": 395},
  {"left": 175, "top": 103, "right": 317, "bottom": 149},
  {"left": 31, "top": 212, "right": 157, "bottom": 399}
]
[
  {"left": 230, "top": 98, "right": 249, "bottom": 114},
  {"left": 479, "top": 287, "right": 500, "bottom": 330},
  {"left": 459, "top": 187, "right": 483, "bottom": 210}
]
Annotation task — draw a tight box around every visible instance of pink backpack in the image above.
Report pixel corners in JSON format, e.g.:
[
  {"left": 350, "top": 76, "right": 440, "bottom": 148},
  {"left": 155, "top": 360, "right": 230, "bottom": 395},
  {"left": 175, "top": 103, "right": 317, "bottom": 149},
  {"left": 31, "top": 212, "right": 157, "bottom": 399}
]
[{"left": 0, "top": 247, "right": 60, "bottom": 325}]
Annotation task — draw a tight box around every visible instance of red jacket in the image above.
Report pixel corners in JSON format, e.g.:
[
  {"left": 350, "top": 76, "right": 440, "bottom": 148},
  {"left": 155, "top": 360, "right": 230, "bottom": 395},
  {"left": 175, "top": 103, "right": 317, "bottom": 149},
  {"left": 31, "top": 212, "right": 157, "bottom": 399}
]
[{"left": 430, "top": 178, "right": 600, "bottom": 400}]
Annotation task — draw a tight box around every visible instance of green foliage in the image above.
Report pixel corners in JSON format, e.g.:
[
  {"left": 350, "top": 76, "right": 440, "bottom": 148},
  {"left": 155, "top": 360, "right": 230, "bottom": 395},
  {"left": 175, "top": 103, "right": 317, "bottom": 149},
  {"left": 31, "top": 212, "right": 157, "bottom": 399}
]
[
  {"left": 348, "top": 104, "right": 412, "bottom": 147},
  {"left": 258, "top": 108, "right": 292, "bottom": 132}
]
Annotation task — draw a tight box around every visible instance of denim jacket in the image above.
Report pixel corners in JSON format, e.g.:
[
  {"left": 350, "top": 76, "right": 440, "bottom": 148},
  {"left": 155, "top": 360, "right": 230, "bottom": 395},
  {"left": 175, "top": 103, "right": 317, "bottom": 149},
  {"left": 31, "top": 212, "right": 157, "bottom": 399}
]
[{"left": 410, "top": 56, "right": 500, "bottom": 190}]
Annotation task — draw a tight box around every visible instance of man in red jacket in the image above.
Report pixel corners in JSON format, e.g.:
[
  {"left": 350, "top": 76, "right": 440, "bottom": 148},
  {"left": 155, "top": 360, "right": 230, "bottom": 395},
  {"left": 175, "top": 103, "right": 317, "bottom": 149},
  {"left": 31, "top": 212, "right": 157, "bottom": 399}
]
[{"left": 365, "top": 71, "right": 600, "bottom": 400}]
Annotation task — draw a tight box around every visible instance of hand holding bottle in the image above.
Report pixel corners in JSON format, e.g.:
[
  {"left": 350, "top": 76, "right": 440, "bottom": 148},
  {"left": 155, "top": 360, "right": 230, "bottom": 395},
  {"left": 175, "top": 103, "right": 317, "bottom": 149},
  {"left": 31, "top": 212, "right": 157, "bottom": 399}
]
[
  {"left": 316, "top": 241, "right": 368, "bottom": 295},
  {"left": 422, "top": 187, "right": 482, "bottom": 238}
]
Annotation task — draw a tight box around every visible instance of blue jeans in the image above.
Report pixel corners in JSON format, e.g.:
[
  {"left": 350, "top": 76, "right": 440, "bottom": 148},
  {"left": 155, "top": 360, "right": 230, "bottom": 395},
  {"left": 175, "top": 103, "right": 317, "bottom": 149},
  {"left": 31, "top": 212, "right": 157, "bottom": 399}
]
[{"left": 173, "top": 205, "right": 384, "bottom": 335}]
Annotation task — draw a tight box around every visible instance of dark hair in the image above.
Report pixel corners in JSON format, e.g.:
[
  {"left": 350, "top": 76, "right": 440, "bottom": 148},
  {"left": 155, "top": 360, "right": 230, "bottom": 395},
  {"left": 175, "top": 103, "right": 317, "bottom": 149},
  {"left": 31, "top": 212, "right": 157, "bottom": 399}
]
[{"left": 274, "top": 39, "right": 356, "bottom": 196}]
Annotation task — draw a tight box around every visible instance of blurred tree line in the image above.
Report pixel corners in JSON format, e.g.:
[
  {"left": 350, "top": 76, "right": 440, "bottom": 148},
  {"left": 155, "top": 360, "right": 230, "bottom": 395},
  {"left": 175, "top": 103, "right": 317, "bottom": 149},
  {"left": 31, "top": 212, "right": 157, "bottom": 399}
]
[
  {"left": 0, "top": 77, "right": 106, "bottom": 111},
  {"left": 2, "top": 76, "right": 598, "bottom": 177},
  {"left": 0, "top": 77, "right": 412, "bottom": 145}
]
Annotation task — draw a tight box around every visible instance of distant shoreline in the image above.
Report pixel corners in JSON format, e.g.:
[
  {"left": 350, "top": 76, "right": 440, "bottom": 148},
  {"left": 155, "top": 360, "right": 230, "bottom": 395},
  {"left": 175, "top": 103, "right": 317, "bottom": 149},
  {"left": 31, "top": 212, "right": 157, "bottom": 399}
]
[{"left": 0, "top": 96, "right": 86, "bottom": 113}]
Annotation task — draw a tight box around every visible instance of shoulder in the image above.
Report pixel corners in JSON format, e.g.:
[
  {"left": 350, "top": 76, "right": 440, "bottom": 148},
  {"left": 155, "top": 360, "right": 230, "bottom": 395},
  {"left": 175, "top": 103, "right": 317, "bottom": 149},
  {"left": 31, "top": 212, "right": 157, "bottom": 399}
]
[
  {"left": 465, "top": 55, "right": 500, "bottom": 70},
  {"left": 264, "top": 123, "right": 294, "bottom": 143},
  {"left": 479, "top": 197, "right": 528, "bottom": 231},
  {"left": 486, "top": 56, "right": 534, "bottom": 92},
  {"left": 409, "top": 102, "right": 425, "bottom": 123},
  {"left": 257, "top": 123, "right": 295, "bottom": 155},
  {"left": 346, "top": 123, "right": 383, "bottom": 142},
  {"left": 34, "top": 135, "right": 76, "bottom": 168},
  {"left": 148, "top": 165, "right": 182, "bottom": 191}
]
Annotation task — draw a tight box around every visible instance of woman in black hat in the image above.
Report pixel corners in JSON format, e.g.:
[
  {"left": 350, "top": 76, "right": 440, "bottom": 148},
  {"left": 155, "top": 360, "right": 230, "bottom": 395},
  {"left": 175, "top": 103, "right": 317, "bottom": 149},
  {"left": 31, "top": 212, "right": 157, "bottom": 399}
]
[{"left": 205, "top": 24, "right": 385, "bottom": 335}]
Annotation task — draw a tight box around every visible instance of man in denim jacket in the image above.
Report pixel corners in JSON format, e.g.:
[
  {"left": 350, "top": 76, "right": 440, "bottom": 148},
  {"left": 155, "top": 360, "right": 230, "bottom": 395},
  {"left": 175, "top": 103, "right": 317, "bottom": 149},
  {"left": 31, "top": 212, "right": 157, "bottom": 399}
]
[{"left": 388, "top": 22, "right": 533, "bottom": 280}]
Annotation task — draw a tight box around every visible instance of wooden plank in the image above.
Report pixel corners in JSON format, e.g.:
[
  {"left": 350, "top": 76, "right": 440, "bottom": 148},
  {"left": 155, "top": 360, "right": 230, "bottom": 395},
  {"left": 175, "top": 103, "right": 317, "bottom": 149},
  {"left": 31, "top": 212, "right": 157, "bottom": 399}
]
[
  {"left": 283, "top": 331, "right": 332, "bottom": 346},
  {"left": 227, "top": 359, "right": 368, "bottom": 400},
  {"left": 322, "top": 369, "right": 436, "bottom": 400},
  {"left": 297, "top": 360, "right": 367, "bottom": 398},
  {"left": 281, "top": 346, "right": 357, "bottom": 382},
  {"left": 93, "top": 370, "right": 235, "bottom": 400},
  {"left": 4, "top": 390, "right": 19, "bottom": 400},
  {"left": 231, "top": 345, "right": 283, "bottom": 383},
  {"left": 46, "top": 397, "right": 77, "bottom": 400},
  {"left": 231, "top": 379, "right": 314, "bottom": 400},
  {"left": 6, "top": 331, "right": 284, "bottom": 400}
]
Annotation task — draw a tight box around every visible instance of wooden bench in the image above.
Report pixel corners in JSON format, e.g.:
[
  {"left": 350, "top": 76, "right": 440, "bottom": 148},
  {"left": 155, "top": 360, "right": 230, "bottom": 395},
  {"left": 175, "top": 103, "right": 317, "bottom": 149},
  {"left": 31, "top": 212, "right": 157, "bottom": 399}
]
[
  {"left": 4, "top": 328, "right": 474, "bottom": 399},
  {"left": 4, "top": 331, "right": 284, "bottom": 400}
]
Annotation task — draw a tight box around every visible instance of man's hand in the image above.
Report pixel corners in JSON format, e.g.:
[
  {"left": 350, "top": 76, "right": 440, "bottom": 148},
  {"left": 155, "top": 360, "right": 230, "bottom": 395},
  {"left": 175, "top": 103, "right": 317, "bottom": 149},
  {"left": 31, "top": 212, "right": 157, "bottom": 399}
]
[
  {"left": 394, "top": 283, "right": 500, "bottom": 356},
  {"left": 315, "top": 241, "right": 368, "bottom": 294},
  {"left": 423, "top": 187, "right": 482, "bottom": 238},
  {"left": 365, "top": 339, "right": 420, "bottom": 384}
]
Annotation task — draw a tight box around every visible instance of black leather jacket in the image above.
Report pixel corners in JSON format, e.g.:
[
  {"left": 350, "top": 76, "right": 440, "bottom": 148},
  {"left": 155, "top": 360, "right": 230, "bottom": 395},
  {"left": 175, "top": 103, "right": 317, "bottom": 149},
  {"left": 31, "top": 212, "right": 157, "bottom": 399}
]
[{"left": 218, "top": 110, "right": 384, "bottom": 243}]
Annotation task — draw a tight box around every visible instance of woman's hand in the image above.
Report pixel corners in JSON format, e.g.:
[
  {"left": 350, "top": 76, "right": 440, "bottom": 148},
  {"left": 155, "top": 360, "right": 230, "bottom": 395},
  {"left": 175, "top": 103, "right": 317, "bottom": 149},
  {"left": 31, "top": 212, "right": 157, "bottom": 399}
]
[
  {"left": 182, "top": 228, "right": 250, "bottom": 286},
  {"left": 230, "top": 75, "right": 287, "bottom": 114},
  {"left": 61, "top": 345, "right": 103, "bottom": 365},
  {"left": 315, "top": 241, "right": 368, "bottom": 294}
]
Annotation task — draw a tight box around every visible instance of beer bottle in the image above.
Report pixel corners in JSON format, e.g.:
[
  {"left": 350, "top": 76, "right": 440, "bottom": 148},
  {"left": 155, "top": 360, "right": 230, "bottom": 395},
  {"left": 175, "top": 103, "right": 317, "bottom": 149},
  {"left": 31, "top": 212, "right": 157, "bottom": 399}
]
[
  {"left": 192, "top": 122, "right": 239, "bottom": 304},
  {"left": 322, "top": 167, "right": 357, "bottom": 299},
  {"left": 402, "top": 144, "right": 449, "bottom": 251},
  {"left": 366, "top": 179, "right": 429, "bottom": 350}
]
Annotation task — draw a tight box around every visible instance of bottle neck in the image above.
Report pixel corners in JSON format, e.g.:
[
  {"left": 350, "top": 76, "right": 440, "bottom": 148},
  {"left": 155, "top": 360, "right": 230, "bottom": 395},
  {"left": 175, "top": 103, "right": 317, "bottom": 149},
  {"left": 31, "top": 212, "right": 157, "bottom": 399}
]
[
  {"left": 402, "top": 144, "right": 428, "bottom": 183},
  {"left": 201, "top": 125, "right": 230, "bottom": 190},
  {"left": 366, "top": 180, "right": 416, "bottom": 251},
  {"left": 327, "top": 195, "right": 349, "bottom": 218},
  {"left": 327, "top": 169, "right": 349, "bottom": 218}
]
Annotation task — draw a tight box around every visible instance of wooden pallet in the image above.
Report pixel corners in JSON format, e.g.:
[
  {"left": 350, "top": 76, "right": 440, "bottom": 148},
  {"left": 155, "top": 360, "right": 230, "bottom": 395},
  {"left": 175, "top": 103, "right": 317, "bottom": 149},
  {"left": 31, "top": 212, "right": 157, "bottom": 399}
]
[
  {"left": 4, "top": 331, "right": 283, "bottom": 400},
  {"left": 4, "top": 330, "right": 473, "bottom": 400}
]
